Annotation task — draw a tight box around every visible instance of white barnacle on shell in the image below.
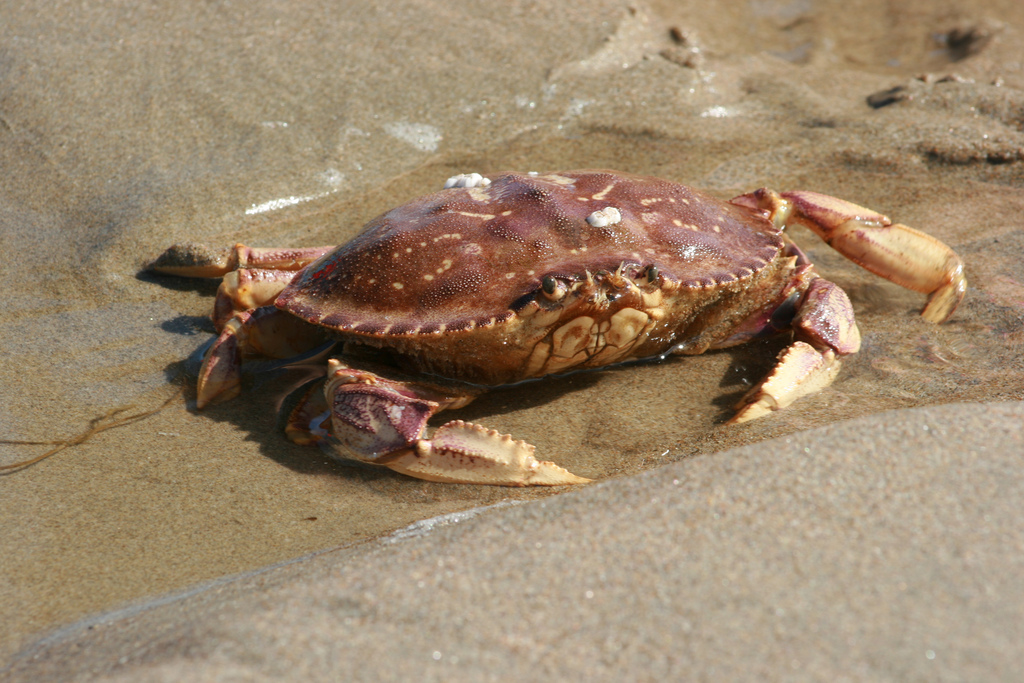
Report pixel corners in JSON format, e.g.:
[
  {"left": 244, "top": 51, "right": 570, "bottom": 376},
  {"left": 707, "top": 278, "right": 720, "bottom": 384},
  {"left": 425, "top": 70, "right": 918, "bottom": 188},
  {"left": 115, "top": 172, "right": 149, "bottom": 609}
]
[
  {"left": 586, "top": 206, "right": 622, "bottom": 228},
  {"left": 444, "top": 173, "right": 492, "bottom": 189}
]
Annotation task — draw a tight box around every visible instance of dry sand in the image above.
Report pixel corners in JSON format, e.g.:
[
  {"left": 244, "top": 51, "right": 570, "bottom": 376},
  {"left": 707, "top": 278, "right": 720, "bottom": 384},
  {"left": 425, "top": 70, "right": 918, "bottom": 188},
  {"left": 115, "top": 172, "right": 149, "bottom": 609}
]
[{"left": 1, "top": 0, "right": 1023, "bottom": 678}]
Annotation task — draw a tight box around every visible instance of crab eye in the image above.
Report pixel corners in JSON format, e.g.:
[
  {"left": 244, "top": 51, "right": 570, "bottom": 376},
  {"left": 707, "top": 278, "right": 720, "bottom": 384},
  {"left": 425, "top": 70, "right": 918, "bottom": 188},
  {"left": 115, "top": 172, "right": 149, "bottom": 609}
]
[
  {"left": 540, "top": 275, "right": 567, "bottom": 301},
  {"left": 647, "top": 265, "right": 660, "bottom": 283}
]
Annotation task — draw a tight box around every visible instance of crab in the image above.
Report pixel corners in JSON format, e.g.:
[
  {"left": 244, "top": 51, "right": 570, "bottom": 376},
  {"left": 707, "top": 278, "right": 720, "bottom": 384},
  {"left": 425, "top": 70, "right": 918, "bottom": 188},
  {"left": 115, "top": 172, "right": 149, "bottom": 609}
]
[{"left": 148, "top": 170, "right": 966, "bottom": 486}]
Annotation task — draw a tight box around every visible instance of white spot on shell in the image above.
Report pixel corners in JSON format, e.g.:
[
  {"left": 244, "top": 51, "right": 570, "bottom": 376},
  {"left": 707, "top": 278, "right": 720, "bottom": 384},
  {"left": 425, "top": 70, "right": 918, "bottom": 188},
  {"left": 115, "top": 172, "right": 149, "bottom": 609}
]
[
  {"left": 586, "top": 207, "right": 622, "bottom": 228},
  {"left": 444, "top": 173, "right": 492, "bottom": 189},
  {"left": 393, "top": 282, "right": 404, "bottom": 289}
]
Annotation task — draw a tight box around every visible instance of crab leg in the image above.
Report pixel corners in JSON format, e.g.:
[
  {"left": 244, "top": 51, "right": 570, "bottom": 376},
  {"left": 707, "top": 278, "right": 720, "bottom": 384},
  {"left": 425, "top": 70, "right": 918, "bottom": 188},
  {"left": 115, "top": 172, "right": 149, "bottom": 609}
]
[
  {"left": 197, "top": 306, "right": 331, "bottom": 408},
  {"left": 309, "top": 359, "right": 590, "bottom": 486},
  {"left": 148, "top": 242, "right": 338, "bottom": 405},
  {"left": 148, "top": 242, "right": 335, "bottom": 278},
  {"left": 731, "top": 189, "right": 966, "bottom": 323},
  {"left": 212, "top": 268, "right": 299, "bottom": 330},
  {"left": 729, "top": 277, "right": 860, "bottom": 423}
]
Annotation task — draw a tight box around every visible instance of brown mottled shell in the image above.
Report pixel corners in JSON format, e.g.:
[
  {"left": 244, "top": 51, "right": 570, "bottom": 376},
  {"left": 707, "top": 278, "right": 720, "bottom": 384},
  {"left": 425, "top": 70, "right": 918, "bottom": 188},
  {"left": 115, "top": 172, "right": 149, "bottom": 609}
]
[{"left": 275, "top": 170, "right": 783, "bottom": 336}]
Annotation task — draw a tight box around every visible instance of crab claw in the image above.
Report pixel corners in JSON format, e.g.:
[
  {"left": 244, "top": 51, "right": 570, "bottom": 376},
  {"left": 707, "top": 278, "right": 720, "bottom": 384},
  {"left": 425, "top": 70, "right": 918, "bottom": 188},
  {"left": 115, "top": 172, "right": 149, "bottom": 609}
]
[
  {"left": 320, "top": 359, "right": 589, "bottom": 486},
  {"left": 729, "top": 342, "right": 842, "bottom": 423},
  {"left": 731, "top": 189, "right": 967, "bottom": 323},
  {"left": 390, "top": 420, "right": 591, "bottom": 486},
  {"left": 330, "top": 381, "right": 440, "bottom": 458},
  {"left": 727, "top": 277, "right": 857, "bottom": 423}
]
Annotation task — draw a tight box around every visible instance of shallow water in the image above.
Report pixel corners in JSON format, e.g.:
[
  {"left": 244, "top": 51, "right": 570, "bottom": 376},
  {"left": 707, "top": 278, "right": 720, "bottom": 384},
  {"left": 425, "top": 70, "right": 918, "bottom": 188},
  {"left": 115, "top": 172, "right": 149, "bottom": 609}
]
[{"left": 2, "top": 0, "right": 1023, "bottom": 661}]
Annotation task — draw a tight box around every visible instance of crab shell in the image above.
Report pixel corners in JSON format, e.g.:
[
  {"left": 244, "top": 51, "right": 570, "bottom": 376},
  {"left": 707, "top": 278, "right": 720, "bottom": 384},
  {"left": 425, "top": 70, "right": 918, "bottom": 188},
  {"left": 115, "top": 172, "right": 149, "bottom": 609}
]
[{"left": 275, "top": 170, "right": 793, "bottom": 385}]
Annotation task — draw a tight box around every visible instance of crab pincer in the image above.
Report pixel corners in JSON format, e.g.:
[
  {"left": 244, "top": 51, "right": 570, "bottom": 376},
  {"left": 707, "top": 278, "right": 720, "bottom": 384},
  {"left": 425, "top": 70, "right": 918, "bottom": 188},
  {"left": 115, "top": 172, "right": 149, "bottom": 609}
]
[
  {"left": 313, "top": 360, "right": 589, "bottom": 485},
  {"left": 731, "top": 189, "right": 966, "bottom": 323}
]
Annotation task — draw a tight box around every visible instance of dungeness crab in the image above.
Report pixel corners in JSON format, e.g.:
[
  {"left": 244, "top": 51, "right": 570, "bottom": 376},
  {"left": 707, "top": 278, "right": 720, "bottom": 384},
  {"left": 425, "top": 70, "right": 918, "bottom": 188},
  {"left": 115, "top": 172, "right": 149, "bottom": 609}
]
[{"left": 149, "top": 170, "right": 965, "bottom": 486}]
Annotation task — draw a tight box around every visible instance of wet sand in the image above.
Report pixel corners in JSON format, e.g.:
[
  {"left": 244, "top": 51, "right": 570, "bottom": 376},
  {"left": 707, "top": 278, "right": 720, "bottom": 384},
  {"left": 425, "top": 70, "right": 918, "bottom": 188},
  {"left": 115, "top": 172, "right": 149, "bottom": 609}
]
[
  {"left": 4, "top": 401, "right": 1023, "bottom": 680},
  {"left": 2, "top": 0, "right": 1023, "bottom": 675}
]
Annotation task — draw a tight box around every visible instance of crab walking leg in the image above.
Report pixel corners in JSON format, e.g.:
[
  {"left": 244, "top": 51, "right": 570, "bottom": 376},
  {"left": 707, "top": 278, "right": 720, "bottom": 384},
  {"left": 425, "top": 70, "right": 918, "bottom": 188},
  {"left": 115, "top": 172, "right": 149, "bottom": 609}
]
[
  {"left": 729, "top": 278, "right": 860, "bottom": 423},
  {"left": 731, "top": 189, "right": 966, "bottom": 323},
  {"left": 148, "top": 242, "right": 335, "bottom": 278},
  {"left": 324, "top": 360, "right": 590, "bottom": 486},
  {"left": 213, "top": 268, "right": 299, "bottom": 330},
  {"left": 197, "top": 306, "right": 331, "bottom": 408}
]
